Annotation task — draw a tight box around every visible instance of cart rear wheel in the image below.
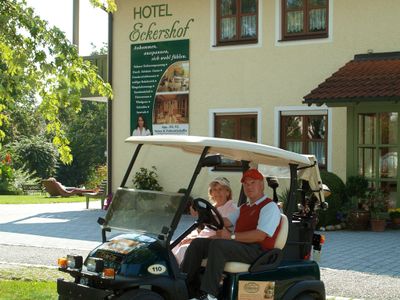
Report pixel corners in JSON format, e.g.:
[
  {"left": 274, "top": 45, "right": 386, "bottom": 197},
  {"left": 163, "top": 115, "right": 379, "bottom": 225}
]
[{"left": 118, "top": 288, "right": 164, "bottom": 300}]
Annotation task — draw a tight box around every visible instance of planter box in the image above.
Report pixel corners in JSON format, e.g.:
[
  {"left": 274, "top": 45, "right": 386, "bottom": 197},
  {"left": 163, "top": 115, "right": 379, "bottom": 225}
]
[{"left": 347, "top": 210, "right": 370, "bottom": 230}]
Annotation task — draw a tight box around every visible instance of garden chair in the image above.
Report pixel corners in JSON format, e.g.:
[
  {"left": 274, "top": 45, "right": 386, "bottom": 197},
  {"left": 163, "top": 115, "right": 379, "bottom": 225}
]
[
  {"left": 83, "top": 180, "right": 107, "bottom": 209},
  {"left": 42, "top": 178, "right": 96, "bottom": 197}
]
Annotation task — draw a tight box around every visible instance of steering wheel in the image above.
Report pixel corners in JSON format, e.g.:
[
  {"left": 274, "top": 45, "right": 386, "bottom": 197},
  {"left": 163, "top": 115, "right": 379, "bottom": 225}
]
[{"left": 192, "top": 198, "right": 224, "bottom": 231}]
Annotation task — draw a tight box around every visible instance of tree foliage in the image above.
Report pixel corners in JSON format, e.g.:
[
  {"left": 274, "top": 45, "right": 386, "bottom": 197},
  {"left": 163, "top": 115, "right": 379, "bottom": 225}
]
[
  {"left": 0, "top": 0, "right": 113, "bottom": 163},
  {"left": 56, "top": 100, "right": 107, "bottom": 186},
  {"left": 89, "top": 0, "right": 117, "bottom": 12}
]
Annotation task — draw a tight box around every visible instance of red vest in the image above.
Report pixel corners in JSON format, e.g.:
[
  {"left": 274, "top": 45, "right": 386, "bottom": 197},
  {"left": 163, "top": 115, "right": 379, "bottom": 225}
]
[{"left": 235, "top": 198, "right": 282, "bottom": 250}]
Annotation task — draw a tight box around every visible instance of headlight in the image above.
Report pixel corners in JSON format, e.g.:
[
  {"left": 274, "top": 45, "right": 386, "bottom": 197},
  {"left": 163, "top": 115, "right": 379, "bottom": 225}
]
[
  {"left": 67, "top": 255, "right": 83, "bottom": 269},
  {"left": 103, "top": 268, "right": 115, "bottom": 279},
  {"left": 58, "top": 257, "right": 68, "bottom": 269},
  {"left": 86, "top": 257, "right": 104, "bottom": 273}
]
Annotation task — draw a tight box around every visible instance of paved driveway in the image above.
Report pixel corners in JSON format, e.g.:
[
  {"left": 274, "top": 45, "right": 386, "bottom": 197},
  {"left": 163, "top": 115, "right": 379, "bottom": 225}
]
[
  {"left": 0, "top": 202, "right": 105, "bottom": 250},
  {"left": 1, "top": 202, "right": 399, "bottom": 277},
  {"left": 319, "top": 230, "right": 400, "bottom": 277}
]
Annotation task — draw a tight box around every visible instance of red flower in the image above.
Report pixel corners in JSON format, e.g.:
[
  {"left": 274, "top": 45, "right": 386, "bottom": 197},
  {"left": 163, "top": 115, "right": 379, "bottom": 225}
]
[{"left": 5, "top": 153, "right": 11, "bottom": 164}]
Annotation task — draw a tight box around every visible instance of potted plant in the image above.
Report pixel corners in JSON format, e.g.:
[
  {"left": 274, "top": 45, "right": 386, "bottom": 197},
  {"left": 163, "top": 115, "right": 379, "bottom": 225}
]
[
  {"left": 389, "top": 208, "right": 400, "bottom": 226},
  {"left": 366, "top": 189, "right": 389, "bottom": 232},
  {"left": 345, "top": 175, "right": 370, "bottom": 230}
]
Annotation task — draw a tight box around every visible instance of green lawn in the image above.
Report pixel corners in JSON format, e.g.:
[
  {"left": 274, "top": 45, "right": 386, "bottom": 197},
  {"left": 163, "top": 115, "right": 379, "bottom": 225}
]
[
  {"left": 0, "top": 194, "right": 87, "bottom": 204},
  {"left": 0, "top": 266, "right": 70, "bottom": 300},
  {"left": 0, "top": 281, "right": 57, "bottom": 300}
]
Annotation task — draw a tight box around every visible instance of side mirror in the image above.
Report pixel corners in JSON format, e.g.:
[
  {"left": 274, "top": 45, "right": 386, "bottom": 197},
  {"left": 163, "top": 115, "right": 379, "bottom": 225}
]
[{"left": 201, "top": 155, "right": 221, "bottom": 167}]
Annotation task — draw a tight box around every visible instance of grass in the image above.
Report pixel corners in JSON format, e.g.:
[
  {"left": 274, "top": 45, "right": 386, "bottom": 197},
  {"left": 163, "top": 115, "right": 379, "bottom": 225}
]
[
  {"left": 0, "top": 281, "right": 57, "bottom": 300},
  {"left": 0, "top": 266, "right": 71, "bottom": 300},
  {"left": 0, "top": 194, "right": 88, "bottom": 204}
]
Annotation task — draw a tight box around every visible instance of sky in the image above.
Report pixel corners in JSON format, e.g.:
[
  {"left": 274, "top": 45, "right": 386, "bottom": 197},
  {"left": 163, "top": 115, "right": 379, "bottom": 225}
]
[{"left": 26, "top": 0, "right": 108, "bottom": 56}]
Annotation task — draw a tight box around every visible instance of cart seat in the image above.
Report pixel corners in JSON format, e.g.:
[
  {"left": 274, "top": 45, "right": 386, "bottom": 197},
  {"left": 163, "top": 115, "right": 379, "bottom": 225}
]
[{"left": 201, "top": 214, "right": 288, "bottom": 273}]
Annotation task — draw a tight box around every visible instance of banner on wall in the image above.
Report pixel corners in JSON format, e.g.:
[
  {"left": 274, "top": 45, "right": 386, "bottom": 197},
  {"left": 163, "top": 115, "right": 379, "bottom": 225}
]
[{"left": 131, "top": 39, "right": 190, "bottom": 136}]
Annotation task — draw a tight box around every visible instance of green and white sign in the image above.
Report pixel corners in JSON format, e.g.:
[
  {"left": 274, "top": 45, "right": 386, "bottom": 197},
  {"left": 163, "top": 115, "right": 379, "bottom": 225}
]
[{"left": 131, "top": 39, "right": 190, "bottom": 135}]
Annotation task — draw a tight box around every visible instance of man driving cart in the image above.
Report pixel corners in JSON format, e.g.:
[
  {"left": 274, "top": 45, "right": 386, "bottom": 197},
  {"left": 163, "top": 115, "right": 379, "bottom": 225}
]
[{"left": 182, "top": 168, "right": 282, "bottom": 300}]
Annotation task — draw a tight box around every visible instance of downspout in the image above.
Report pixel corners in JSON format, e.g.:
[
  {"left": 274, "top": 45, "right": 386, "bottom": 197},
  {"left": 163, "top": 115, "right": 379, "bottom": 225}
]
[
  {"left": 107, "top": 12, "right": 113, "bottom": 195},
  {"left": 72, "top": 0, "right": 79, "bottom": 49}
]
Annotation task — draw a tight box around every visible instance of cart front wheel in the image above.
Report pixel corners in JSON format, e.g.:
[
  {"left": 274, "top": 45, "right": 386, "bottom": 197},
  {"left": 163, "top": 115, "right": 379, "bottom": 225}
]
[{"left": 117, "top": 288, "right": 164, "bottom": 300}]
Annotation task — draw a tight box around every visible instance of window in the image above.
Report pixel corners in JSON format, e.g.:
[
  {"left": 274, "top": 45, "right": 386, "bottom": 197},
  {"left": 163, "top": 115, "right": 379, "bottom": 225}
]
[
  {"left": 281, "top": 0, "right": 328, "bottom": 41},
  {"left": 216, "top": 0, "right": 258, "bottom": 46},
  {"left": 214, "top": 114, "right": 257, "bottom": 170},
  {"left": 280, "top": 113, "right": 327, "bottom": 168},
  {"left": 357, "top": 112, "right": 398, "bottom": 204}
]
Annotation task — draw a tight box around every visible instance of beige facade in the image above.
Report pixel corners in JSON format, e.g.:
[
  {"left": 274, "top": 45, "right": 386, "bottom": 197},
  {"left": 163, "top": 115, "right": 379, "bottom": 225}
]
[{"left": 111, "top": 0, "right": 400, "bottom": 199}]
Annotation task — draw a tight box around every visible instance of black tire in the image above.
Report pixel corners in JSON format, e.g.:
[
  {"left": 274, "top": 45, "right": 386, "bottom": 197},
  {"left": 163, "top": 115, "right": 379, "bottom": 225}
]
[
  {"left": 293, "top": 293, "right": 317, "bottom": 300},
  {"left": 117, "top": 288, "right": 164, "bottom": 300}
]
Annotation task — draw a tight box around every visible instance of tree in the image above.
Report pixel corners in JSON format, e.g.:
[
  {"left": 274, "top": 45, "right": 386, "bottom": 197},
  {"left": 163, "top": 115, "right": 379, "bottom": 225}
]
[
  {"left": 0, "top": 0, "right": 113, "bottom": 164},
  {"left": 56, "top": 100, "right": 107, "bottom": 186}
]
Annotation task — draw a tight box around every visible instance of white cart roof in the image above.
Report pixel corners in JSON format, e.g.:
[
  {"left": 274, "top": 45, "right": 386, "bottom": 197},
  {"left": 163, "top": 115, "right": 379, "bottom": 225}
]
[
  {"left": 126, "top": 135, "right": 312, "bottom": 167},
  {"left": 125, "top": 135, "right": 324, "bottom": 201}
]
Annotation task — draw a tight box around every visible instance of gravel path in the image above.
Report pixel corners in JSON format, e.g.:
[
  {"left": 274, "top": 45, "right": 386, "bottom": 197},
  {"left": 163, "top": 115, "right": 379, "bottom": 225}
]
[
  {"left": 321, "top": 268, "right": 400, "bottom": 300},
  {"left": 1, "top": 244, "right": 399, "bottom": 300}
]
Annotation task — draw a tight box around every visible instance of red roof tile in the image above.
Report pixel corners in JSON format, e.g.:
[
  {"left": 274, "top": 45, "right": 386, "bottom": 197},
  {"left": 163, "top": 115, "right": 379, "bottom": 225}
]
[{"left": 304, "top": 52, "right": 400, "bottom": 105}]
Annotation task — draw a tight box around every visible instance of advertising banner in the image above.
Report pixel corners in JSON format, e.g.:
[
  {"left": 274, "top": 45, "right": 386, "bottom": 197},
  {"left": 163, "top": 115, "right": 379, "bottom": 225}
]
[{"left": 131, "top": 39, "right": 189, "bottom": 135}]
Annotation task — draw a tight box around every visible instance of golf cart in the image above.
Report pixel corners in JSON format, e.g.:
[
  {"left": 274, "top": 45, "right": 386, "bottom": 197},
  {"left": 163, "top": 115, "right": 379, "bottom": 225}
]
[{"left": 57, "top": 135, "right": 327, "bottom": 300}]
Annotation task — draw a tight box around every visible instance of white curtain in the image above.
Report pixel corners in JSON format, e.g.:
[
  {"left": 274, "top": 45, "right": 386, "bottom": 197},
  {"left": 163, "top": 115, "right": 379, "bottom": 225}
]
[
  {"left": 287, "top": 8, "right": 326, "bottom": 33},
  {"left": 241, "top": 15, "right": 256, "bottom": 37},
  {"left": 221, "top": 17, "right": 236, "bottom": 40},
  {"left": 287, "top": 11, "right": 303, "bottom": 33},
  {"left": 309, "top": 8, "right": 326, "bottom": 32},
  {"left": 287, "top": 141, "right": 302, "bottom": 154},
  {"left": 309, "top": 141, "right": 325, "bottom": 165}
]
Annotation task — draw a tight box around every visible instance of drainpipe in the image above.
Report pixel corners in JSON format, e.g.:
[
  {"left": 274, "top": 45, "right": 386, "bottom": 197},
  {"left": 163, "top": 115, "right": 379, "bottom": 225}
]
[
  {"left": 72, "top": 0, "right": 79, "bottom": 49},
  {"left": 107, "top": 12, "right": 113, "bottom": 195}
]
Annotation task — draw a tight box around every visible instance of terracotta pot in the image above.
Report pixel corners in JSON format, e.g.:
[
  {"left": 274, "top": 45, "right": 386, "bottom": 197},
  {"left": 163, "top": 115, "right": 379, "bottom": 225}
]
[{"left": 370, "top": 219, "right": 386, "bottom": 232}]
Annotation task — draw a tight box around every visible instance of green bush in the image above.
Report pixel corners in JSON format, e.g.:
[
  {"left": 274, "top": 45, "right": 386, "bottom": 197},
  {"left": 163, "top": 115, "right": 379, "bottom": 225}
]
[
  {"left": 346, "top": 175, "right": 368, "bottom": 199},
  {"left": 85, "top": 165, "right": 107, "bottom": 188},
  {"left": 10, "top": 166, "right": 40, "bottom": 193},
  {"left": 133, "top": 166, "right": 163, "bottom": 191},
  {"left": 11, "top": 136, "right": 58, "bottom": 179},
  {"left": 317, "top": 170, "right": 348, "bottom": 227}
]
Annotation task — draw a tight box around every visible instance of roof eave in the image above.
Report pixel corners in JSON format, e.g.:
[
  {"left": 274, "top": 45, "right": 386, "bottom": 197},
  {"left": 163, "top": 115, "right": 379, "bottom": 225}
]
[{"left": 303, "top": 96, "right": 400, "bottom": 106}]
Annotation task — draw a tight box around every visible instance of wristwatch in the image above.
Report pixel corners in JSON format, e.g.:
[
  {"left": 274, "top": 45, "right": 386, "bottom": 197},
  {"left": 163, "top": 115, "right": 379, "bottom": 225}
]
[{"left": 230, "top": 233, "right": 236, "bottom": 240}]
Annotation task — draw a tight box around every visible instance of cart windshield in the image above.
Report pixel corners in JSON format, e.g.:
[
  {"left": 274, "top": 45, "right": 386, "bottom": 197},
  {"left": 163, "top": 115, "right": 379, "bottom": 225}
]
[{"left": 103, "top": 188, "right": 183, "bottom": 236}]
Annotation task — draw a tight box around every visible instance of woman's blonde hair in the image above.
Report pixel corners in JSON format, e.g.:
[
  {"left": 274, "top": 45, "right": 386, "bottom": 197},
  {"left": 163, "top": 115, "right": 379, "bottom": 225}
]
[{"left": 208, "top": 177, "right": 232, "bottom": 203}]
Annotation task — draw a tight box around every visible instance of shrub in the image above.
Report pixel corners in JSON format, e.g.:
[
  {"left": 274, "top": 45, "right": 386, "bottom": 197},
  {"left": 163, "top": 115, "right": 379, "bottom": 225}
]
[
  {"left": 85, "top": 165, "right": 107, "bottom": 188},
  {"left": 389, "top": 208, "right": 400, "bottom": 219},
  {"left": 10, "top": 166, "right": 40, "bottom": 193},
  {"left": 132, "top": 166, "right": 163, "bottom": 191},
  {"left": 0, "top": 152, "right": 14, "bottom": 193},
  {"left": 11, "top": 136, "right": 58, "bottom": 179},
  {"left": 346, "top": 175, "right": 368, "bottom": 199},
  {"left": 317, "top": 170, "right": 348, "bottom": 227}
]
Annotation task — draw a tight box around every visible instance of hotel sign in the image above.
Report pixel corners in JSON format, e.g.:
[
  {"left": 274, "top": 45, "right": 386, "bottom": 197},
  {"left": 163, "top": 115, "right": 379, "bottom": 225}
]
[
  {"left": 131, "top": 39, "right": 190, "bottom": 135},
  {"left": 129, "top": 4, "right": 194, "bottom": 43}
]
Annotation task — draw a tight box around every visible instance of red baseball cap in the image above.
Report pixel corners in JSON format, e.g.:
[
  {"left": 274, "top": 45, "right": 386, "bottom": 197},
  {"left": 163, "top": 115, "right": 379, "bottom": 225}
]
[{"left": 241, "top": 169, "right": 264, "bottom": 183}]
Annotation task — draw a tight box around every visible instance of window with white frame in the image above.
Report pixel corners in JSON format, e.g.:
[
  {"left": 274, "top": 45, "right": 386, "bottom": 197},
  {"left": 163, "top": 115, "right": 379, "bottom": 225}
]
[
  {"left": 216, "top": 0, "right": 259, "bottom": 46},
  {"left": 281, "top": 0, "right": 329, "bottom": 41},
  {"left": 213, "top": 112, "right": 258, "bottom": 170},
  {"left": 280, "top": 110, "right": 328, "bottom": 168}
]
